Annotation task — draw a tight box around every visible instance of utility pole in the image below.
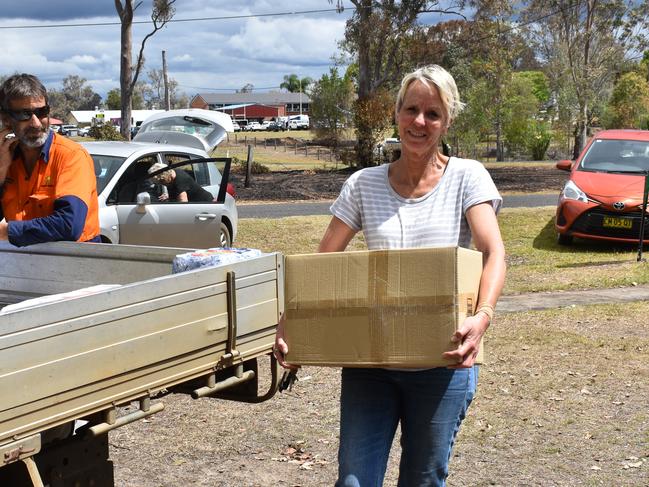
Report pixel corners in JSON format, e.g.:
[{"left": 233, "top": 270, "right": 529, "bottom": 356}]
[{"left": 162, "top": 50, "right": 170, "bottom": 110}]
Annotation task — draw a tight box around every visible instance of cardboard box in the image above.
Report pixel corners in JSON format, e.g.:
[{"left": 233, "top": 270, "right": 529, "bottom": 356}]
[{"left": 284, "top": 247, "right": 483, "bottom": 368}]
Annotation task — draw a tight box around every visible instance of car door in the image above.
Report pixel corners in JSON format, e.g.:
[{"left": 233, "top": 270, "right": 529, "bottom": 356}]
[{"left": 113, "top": 154, "right": 226, "bottom": 248}]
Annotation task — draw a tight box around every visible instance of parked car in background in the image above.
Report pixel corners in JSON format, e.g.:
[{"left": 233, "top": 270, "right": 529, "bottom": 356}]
[
  {"left": 259, "top": 120, "right": 272, "bottom": 131},
  {"left": 61, "top": 124, "right": 79, "bottom": 136},
  {"left": 83, "top": 108, "right": 237, "bottom": 248},
  {"left": 78, "top": 127, "right": 91, "bottom": 137},
  {"left": 268, "top": 121, "right": 285, "bottom": 131},
  {"left": 555, "top": 129, "right": 649, "bottom": 245},
  {"left": 232, "top": 121, "right": 241, "bottom": 132},
  {"left": 246, "top": 121, "right": 262, "bottom": 131},
  {"left": 288, "top": 115, "right": 310, "bottom": 130}
]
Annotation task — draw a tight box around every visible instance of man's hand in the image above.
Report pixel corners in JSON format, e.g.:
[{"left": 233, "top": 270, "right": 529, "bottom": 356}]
[
  {"left": 0, "top": 219, "right": 9, "bottom": 241},
  {"left": 0, "top": 128, "right": 17, "bottom": 183}
]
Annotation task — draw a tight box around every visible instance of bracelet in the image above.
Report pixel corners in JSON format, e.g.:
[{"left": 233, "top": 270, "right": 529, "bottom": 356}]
[{"left": 475, "top": 303, "right": 495, "bottom": 323}]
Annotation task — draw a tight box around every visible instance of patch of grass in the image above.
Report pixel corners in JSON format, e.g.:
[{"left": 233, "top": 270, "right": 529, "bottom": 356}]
[
  {"left": 500, "top": 207, "right": 649, "bottom": 293},
  {"left": 213, "top": 143, "right": 348, "bottom": 171},
  {"left": 236, "top": 207, "right": 649, "bottom": 294},
  {"left": 449, "top": 303, "right": 649, "bottom": 487},
  {"left": 237, "top": 215, "right": 366, "bottom": 255}
]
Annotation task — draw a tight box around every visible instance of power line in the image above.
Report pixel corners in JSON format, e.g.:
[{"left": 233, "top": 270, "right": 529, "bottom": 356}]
[
  {"left": 0, "top": 7, "right": 348, "bottom": 30},
  {"left": 177, "top": 85, "right": 283, "bottom": 92}
]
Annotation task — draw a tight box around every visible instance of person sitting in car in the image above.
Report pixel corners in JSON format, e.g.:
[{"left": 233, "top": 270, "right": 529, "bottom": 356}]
[{"left": 147, "top": 162, "right": 214, "bottom": 202}]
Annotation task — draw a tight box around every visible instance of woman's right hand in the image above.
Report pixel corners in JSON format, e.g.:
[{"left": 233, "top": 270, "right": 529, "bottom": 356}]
[{"left": 274, "top": 312, "right": 298, "bottom": 370}]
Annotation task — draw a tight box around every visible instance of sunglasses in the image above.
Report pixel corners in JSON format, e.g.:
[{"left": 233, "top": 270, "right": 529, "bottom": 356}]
[{"left": 4, "top": 105, "right": 50, "bottom": 122}]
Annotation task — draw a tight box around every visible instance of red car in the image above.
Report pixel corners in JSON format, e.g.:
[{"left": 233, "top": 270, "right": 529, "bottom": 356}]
[{"left": 555, "top": 129, "right": 649, "bottom": 245}]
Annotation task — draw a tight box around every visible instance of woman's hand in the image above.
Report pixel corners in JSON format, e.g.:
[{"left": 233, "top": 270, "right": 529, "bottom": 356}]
[
  {"left": 442, "top": 312, "right": 490, "bottom": 368},
  {"left": 274, "top": 312, "right": 299, "bottom": 370}
]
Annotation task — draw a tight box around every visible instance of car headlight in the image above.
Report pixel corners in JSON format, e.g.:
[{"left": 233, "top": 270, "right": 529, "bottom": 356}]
[{"left": 560, "top": 180, "right": 588, "bottom": 203}]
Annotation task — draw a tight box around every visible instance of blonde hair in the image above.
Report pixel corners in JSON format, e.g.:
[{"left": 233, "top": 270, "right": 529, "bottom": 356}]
[{"left": 395, "top": 65, "right": 464, "bottom": 127}]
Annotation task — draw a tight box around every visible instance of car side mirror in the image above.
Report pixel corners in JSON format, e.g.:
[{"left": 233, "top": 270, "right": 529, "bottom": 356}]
[
  {"left": 136, "top": 191, "right": 151, "bottom": 213},
  {"left": 556, "top": 159, "right": 573, "bottom": 171}
]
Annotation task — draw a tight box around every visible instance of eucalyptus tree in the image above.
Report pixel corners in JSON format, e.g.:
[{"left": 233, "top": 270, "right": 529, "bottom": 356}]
[
  {"left": 523, "top": 0, "right": 649, "bottom": 156},
  {"left": 329, "top": 0, "right": 464, "bottom": 167},
  {"left": 114, "top": 0, "right": 176, "bottom": 140}
]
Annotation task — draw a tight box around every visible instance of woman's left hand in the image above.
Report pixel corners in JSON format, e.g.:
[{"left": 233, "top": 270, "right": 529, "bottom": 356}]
[{"left": 442, "top": 312, "right": 490, "bottom": 369}]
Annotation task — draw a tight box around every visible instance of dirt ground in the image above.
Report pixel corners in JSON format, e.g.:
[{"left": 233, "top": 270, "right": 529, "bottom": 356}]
[
  {"left": 107, "top": 163, "right": 648, "bottom": 486},
  {"left": 230, "top": 165, "right": 569, "bottom": 202},
  {"left": 109, "top": 304, "right": 649, "bottom": 486}
]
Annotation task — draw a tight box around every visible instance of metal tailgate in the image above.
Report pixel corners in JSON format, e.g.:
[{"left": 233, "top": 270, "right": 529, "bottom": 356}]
[{"left": 0, "top": 243, "right": 283, "bottom": 445}]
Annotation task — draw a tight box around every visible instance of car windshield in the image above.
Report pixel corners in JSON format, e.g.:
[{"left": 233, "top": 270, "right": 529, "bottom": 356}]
[
  {"left": 579, "top": 139, "right": 649, "bottom": 173},
  {"left": 90, "top": 154, "right": 127, "bottom": 193}
]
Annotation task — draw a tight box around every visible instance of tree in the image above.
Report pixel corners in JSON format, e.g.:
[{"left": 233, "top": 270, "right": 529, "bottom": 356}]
[
  {"left": 239, "top": 83, "right": 254, "bottom": 93},
  {"left": 280, "top": 74, "right": 313, "bottom": 93},
  {"left": 105, "top": 86, "right": 145, "bottom": 111},
  {"left": 330, "top": 0, "right": 463, "bottom": 167},
  {"left": 502, "top": 73, "right": 544, "bottom": 156},
  {"left": 605, "top": 71, "right": 649, "bottom": 129},
  {"left": 48, "top": 75, "right": 102, "bottom": 121},
  {"left": 114, "top": 0, "right": 176, "bottom": 140},
  {"left": 524, "top": 0, "right": 648, "bottom": 157},
  {"left": 310, "top": 68, "right": 355, "bottom": 146},
  {"left": 142, "top": 68, "right": 187, "bottom": 109},
  {"left": 106, "top": 89, "right": 121, "bottom": 110}
]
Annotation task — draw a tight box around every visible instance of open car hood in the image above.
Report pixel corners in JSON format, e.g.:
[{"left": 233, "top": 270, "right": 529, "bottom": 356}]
[{"left": 133, "top": 109, "right": 234, "bottom": 152}]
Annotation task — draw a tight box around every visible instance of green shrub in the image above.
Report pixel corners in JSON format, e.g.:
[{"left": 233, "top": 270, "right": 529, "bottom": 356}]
[
  {"left": 88, "top": 124, "right": 124, "bottom": 141},
  {"left": 231, "top": 156, "right": 270, "bottom": 174},
  {"left": 527, "top": 122, "right": 552, "bottom": 161}
]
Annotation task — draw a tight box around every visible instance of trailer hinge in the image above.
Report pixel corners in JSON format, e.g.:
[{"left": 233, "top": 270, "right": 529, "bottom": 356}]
[
  {"left": 1, "top": 433, "right": 41, "bottom": 466},
  {"left": 221, "top": 271, "right": 240, "bottom": 362}
]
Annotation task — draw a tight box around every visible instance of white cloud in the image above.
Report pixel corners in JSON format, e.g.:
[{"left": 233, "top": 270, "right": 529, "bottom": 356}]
[
  {"left": 172, "top": 54, "right": 193, "bottom": 63},
  {"left": 64, "top": 55, "right": 99, "bottom": 65},
  {"left": 0, "top": 1, "right": 352, "bottom": 98}
]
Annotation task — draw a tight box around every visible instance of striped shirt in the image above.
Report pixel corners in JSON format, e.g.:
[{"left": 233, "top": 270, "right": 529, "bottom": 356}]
[{"left": 331, "top": 157, "right": 502, "bottom": 250}]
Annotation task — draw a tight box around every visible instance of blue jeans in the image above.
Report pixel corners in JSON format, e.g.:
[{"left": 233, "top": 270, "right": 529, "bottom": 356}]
[{"left": 336, "top": 366, "right": 478, "bottom": 487}]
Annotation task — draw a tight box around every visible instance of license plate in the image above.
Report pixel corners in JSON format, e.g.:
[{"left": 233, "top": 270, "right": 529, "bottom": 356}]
[{"left": 602, "top": 216, "right": 633, "bottom": 229}]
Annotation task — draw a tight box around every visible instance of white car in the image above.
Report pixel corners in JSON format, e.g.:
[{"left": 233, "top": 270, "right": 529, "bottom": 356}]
[
  {"left": 84, "top": 109, "right": 238, "bottom": 249},
  {"left": 246, "top": 121, "right": 262, "bottom": 131},
  {"left": 259, "top": 120, "right": 272, "bottom": 131}
]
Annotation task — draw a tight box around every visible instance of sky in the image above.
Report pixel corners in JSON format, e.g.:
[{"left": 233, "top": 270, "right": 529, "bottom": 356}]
[{"left": 0, "top": 0, "right": 356, "bottom": 100}]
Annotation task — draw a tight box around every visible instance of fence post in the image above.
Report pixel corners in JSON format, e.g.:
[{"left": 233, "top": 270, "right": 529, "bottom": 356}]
[
  {"left": 317, "top": 148, "right": 320, "bottom": 160},
  {"left": 275, "top": 139, "right": 278, "bottom": 151},
  {"left": 305, "top": 146, "right": 308, "bottom": 157},
  {"left": 245, "top": 144, "right": 253, "bottom": 188},
  {"left": 295, "top": 142, "right": 298, "bottom": 154}
]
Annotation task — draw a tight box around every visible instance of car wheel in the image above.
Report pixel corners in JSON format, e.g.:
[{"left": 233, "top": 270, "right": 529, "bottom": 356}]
[
  {"left": 557, "top": 233, "right": 573, "bottom": 245},
  {"left": 219, "top": 222, "right": 232, "bottom": 247}
]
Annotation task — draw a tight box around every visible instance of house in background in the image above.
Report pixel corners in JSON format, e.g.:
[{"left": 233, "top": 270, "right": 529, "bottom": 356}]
[
  {"left": 71, "top": 109, "right": 164, "bottom": 127},
  {"left": 190, "top": 91, "right": 311, "bottom": 123}
]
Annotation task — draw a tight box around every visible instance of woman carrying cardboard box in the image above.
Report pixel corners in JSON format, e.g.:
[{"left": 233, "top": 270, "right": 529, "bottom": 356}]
[{"left": 275, "top": 64, "right": 506, "bottom": 487}]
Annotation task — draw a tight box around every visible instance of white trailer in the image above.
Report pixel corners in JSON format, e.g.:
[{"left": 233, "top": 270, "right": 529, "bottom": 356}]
[{"left": 0, "top": 241, "right": 283, "bottom": 486}]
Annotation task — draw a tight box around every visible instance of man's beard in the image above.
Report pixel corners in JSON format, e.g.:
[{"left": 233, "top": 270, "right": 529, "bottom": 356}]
[{"left": 18, "top": 126, "right": 49, "bottom": 148}]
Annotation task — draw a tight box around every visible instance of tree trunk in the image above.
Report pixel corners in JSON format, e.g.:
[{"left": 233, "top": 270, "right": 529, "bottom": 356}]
[
  {"left": 162, "top": 50, "right": 170, "bottom": 111},
  {"left": 117, "top": 1, "right": 133, "bottom": 141},
  {"left": 355, "top": 0, "right": 374, "bottom": 168}
]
